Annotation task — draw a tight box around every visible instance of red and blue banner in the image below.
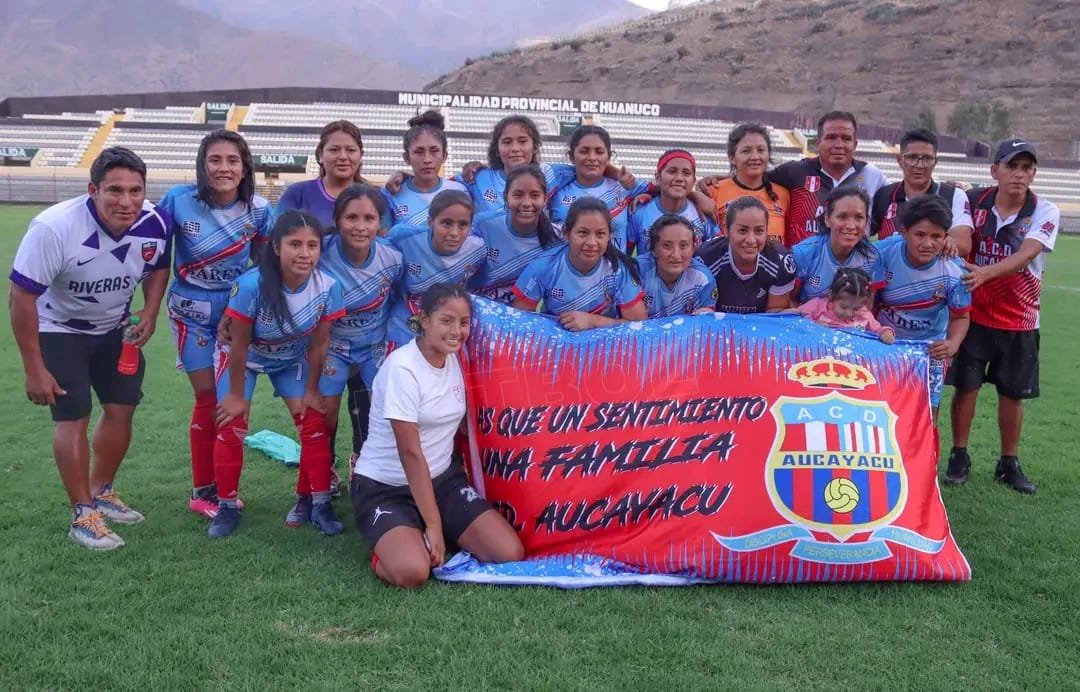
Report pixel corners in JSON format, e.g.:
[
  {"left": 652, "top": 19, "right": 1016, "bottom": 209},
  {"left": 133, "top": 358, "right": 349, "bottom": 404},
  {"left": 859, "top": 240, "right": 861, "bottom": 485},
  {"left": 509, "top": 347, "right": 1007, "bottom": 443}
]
[{"left": 434, "top": 298, "right": 970, "bottom": 587}]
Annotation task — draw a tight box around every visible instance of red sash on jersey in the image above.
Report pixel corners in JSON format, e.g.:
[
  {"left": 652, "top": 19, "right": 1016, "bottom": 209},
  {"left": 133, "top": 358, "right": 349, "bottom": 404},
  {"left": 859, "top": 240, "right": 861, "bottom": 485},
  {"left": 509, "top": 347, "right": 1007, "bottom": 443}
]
[{"left": 968, "top": 187, "right": 1042, "bottom": 331}]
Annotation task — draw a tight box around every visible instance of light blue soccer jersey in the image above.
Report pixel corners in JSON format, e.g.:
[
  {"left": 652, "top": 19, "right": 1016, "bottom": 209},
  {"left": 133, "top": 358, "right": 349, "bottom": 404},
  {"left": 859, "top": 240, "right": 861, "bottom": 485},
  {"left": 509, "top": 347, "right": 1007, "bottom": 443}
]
[
  {"left": 637, "top": 254, "right": 717, "bottom": 318},
  {"left": 875, "top": 235, "right": 971, "bottom": 340},
  {"left": 627, "top": 198, "right": 718, "bottom": 256},
  {"left": 468, "top": 209, "right": 559, "bottom": 304},
  {"left": 159, "top": 184, "right": 273, "bottom": 290},
  {"left": 547, "top": 177, "right": 648, "bottom": 253},
  {"left": 513, "top": 245, "right": 644, "bottom": 318},
  {"left": 225, "top": 267, "right": 345, "bottom": 370},
  {"left": 381, "top": 177, "right": 468, "bottom": 228},
  {"left": 791, "top": 233, "right": 886, "bottom": 303},
  {"left": 458, "top": 163, "right": 576, "bottom": 215},
  {"left": 385, "top": 223, "right": 487, "bottom": 344},
  {"left": 318, "top": 234, "right": 404, "bottom": 348}
]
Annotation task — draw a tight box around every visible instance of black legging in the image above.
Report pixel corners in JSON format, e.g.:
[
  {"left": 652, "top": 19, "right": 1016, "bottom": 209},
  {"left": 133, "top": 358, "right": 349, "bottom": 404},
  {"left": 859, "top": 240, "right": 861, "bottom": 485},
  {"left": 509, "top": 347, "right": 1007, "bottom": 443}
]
[{"left": 345, "top": 371, "right": 372, "bottom": 455}]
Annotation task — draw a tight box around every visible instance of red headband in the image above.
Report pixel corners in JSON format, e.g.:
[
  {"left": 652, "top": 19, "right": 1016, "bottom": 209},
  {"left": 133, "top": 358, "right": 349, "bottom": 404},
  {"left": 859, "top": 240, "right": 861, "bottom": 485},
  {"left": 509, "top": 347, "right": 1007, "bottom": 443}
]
[{"left": 656, "top": 150, "right": 697, "bottom": 176}]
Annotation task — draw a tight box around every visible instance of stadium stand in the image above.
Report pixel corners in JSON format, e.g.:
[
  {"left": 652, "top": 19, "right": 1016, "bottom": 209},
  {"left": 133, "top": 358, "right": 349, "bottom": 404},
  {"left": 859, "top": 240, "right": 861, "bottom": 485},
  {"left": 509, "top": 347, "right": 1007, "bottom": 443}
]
[
  {"left": 245, "top": 102, "right": 420, "bottom": 130},
  {"left": 0, "top": 121, "right": 98, "bottom": 167},
  {"left": 445, "top": 108, "right": 560, "bottom": 135},
  {"left": 2, "top": 91, "right": 1078, "bottom": 219},
  {"left": 22, "top": 111, "right": 112, "bottom": 123},
  {"left": 123, "top": 106, "right": 201, "bottom": 124}
]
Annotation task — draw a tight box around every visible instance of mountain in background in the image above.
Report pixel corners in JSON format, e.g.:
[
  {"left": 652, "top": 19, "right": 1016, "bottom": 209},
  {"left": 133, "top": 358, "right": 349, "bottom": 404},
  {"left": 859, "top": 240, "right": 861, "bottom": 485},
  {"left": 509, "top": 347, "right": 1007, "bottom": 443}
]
[
  {"left": 430, "top": 0, "right": 1080, "bottom": 158},
  {"left": 175, "top": 0, "right": 649, "bottom": 76},
  {"left": 0, "top": 0, "right": 648, "bottom": 98},
  {"left": 0, "top": 0, "right": 424, "bottom": 97}
]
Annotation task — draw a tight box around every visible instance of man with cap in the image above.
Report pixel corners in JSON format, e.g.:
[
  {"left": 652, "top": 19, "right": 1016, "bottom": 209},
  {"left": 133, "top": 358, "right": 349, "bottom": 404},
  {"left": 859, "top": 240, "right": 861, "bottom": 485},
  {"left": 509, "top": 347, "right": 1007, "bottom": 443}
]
[{"left": 944, "top": 138, "right": 1059, "bottom": 493}]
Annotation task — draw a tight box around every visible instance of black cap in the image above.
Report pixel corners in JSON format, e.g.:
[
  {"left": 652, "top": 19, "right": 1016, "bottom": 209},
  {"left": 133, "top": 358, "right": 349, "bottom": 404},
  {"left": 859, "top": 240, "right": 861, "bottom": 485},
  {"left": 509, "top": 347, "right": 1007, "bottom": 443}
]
[{"left": 994, "top": 138, "right": 1038, "bottom": 164}]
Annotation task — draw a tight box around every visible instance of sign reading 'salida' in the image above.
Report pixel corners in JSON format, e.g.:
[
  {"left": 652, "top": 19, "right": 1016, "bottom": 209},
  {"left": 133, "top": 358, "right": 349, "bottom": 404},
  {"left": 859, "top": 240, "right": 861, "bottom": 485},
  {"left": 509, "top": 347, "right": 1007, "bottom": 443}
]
[
  {"left": 1, "top": 146, "right": 38, "bottom": 166},
  {"left": 253, "top": 153, "right": 307, "bottom": 173}
]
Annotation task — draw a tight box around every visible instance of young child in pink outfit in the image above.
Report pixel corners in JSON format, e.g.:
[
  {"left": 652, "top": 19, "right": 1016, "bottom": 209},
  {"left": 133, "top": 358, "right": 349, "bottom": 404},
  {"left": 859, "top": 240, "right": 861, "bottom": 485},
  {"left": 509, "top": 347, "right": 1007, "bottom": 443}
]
[{"left": 798, "top": 268, "right": 896, "bottom": 343}]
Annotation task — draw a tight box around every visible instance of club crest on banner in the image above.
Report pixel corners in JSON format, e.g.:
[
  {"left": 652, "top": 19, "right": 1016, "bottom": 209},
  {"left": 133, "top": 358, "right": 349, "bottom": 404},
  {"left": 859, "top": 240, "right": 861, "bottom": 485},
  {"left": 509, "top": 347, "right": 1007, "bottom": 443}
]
[
  {"left": 766, "top": 391, "right": 905, "bottom": 540},
  {"left": 714, "top": 358, "right": 945, "bottom": 565}
]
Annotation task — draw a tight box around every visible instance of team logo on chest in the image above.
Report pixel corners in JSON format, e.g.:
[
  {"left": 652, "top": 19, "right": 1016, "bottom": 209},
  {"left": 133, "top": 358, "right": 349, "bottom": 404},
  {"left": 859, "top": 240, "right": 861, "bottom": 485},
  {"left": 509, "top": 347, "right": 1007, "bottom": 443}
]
[
  {"left": 561, "top": 194, "right": 577, "bottom": 207},
  {"left": 885, "top": 203, "right": 898, "bottom": 220},
  {"left": 141, "top": 241, "right": 158, "bottom": 262},
  {"left": 550, "top": 287, "right": 565, "bottom": 300},
  {"left": 181, "top": 220, "right": 200, "bottom": 238},
  {"left": 483, "top": 188, "right": 498, "bottom": 204},
  {"left": 973, "top": 209, "right": 987, "bottom": 229},
  {"left": 805, "top": 177, "right": 821, "bottom": 193},
  {"left": 406, "top": 262, "right": 422, "bottom": 277},
  {"left": 396, "top": 204, "right": 409, "bottom": 217}
]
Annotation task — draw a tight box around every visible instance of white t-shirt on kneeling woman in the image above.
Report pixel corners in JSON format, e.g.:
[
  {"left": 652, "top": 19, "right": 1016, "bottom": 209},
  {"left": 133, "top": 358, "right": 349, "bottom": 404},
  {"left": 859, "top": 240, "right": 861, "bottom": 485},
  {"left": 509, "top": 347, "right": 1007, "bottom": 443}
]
[{"left": 353, "top": 339, "right": 466, "bottom": 486}]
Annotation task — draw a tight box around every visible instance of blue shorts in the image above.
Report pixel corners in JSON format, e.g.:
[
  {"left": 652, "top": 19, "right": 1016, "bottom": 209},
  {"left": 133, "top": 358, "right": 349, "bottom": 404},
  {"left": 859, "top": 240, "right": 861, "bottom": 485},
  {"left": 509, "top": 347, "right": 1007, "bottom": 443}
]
[
  {"left": 319, "top": 339, "right": 386, "bottom": 397},
  {"left": 168, "top": 283, "right": 230, "bottom": 373},
  {"left": 215, "top": 348, "right": 317, "bottom": 402},
  {"left": 929, "top": 357, "right": 947, "bottom": 408}
]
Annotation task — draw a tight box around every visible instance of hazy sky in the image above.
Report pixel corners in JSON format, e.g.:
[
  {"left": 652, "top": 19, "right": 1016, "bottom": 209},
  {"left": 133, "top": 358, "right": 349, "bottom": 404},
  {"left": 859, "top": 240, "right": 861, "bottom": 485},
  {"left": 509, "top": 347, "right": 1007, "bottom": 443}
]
[{"left": 629, "top": 0, "right": 668, "bottom": 9}]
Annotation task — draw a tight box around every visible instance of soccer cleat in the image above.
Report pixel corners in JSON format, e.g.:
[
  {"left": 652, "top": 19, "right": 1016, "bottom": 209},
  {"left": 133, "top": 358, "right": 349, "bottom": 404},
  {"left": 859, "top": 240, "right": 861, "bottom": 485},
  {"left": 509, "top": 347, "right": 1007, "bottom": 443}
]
[
  {"left": 188, "top": 484, "right": 245, "bottom": 519},
  {"left": 93, "top": 485, "right": 145, "bottom": 524},
  {"left": 285, "top": 495, "right": 312, "bottom": 527},
  {"left": 943, "top": 449, "right": 972, "bottom": 486},
  {"left": 995, "top": 457, "right": 1037, "bottom": 494},
  {"left": 311, "top": 502, "right": 343, "bottom": 536},
  {"left": 69, "top": 508, "right": 124, "bottom": 550},
  {"left": 207, "top": 505, "right": 241, "bottom": 538}
]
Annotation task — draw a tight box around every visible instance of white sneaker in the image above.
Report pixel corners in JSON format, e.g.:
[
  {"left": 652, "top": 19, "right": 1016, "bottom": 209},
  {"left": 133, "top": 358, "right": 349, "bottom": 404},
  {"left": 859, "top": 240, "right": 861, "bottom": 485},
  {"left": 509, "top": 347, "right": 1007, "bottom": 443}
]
[
  {"left": 69, "top": 508, "right": 125, "bottom": 550},
  {"left": 93, "top": 485, "right": 145, "bottom": 524}
]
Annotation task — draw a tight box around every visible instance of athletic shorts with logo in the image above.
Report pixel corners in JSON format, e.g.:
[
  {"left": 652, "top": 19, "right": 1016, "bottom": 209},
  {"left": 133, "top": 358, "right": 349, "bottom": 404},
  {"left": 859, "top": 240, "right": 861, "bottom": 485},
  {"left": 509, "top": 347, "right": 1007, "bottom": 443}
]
[
  {"left": 319, "top": 340, "right": 387, "bottom": 396},
  {"left": 40, "top": 330, "right": 144, "bottom": 421},
  {"left": 168, "top": 282, "right": 230, "bottom": 372},
  {"left": 214, "top": 346, "right": 328, "bottom": 401},
  {"left": 946, "top": 322, "right": 1040, "bottom": 399},
  {"left": 350, "top": 462, "right": 490, "bottom": 548}
]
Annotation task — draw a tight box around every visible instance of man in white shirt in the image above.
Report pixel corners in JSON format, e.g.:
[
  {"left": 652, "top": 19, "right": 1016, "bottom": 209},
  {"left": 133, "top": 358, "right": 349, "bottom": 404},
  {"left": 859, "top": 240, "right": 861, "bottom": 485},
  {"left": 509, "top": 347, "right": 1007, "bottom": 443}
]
[{"left": 9, "top": 148, "right": 172, "bottom": 550}]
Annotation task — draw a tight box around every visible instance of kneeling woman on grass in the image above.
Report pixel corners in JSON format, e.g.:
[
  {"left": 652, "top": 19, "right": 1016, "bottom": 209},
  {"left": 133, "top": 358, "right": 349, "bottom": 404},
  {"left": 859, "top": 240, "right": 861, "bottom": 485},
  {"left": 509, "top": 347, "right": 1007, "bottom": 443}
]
[
  {"left": 512, "top": 197, "right": 647, "bottom": 331},
  {"left": 351, "top": 284, "right": 523, "bottom": 588},
  {"left": 209, "top": 211, "right": 346, "bottom": 539}
]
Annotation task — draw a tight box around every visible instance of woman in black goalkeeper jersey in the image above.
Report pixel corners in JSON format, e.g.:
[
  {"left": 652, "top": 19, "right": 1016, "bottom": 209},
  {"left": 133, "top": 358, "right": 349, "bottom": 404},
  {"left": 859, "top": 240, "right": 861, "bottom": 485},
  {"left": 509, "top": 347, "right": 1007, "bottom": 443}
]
[{"left": 695, "top": 197, "right": 797, "bottom": 314}]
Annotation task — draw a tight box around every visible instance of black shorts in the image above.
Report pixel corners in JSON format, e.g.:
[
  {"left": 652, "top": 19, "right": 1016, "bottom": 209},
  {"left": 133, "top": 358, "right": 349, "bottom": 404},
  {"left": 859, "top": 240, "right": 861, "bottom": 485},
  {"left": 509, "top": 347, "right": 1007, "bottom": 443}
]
[
  {"left": 349, "top": 462, "right": 491, "bottom": 549},
  {"left": 40, "top": 330, "right": 145, "bottom": 422},
  {"left": 946, "top": 322, "right": 1040, "bottom": 399}
]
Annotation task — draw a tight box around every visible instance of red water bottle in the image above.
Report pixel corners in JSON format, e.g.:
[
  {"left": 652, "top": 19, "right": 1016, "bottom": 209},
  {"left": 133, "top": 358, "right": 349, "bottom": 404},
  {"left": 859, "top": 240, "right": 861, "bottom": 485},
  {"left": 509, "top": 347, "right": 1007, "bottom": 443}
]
[{"left": 117, "top": 316, "right": 141, "bottom": 375}]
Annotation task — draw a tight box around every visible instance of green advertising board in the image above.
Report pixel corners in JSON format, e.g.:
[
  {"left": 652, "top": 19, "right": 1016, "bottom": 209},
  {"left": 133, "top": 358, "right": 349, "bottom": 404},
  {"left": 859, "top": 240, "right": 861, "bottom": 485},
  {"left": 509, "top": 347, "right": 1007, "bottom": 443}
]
[
  {"left": 557, "top": 114, "right": 583, "bottom": 136},
  {"left": 0, "top": 146, "right": 39, "bottom": 166},
  {"left": 253, "top": 154, "right": 308, "bottom": 173},
  {"left": 205, "top": 102, "right": 233, "bottom": 122}
]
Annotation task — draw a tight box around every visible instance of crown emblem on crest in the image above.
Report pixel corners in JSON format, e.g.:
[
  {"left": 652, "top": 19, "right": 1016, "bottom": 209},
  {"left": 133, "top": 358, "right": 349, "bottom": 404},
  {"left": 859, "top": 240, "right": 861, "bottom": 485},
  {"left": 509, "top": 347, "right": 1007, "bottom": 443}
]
[{"left": 787, "top": 358, "right": 875, "bottom": 390}]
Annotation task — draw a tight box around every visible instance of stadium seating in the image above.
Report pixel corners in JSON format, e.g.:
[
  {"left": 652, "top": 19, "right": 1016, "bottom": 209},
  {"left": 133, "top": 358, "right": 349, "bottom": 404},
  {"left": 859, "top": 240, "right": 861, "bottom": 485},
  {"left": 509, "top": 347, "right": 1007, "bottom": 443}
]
[
  {"left": 101, "top": 127, "right": 206, "bottom": 170},
  {"left": 0, "top": 123, "right": 98, "bottom": 166},
  {"left": 123, "top": 107, "right": 201, "bottom": 124},
  {"left": 3, "top": 95, "right": 1078, "bottom": 209},
  {"left": 244, "top": 102, "right": 421, "bottom": 130},
  {"left": 444, "top": 109, "right": 560, "bottom": 136},
  {"left": 22, "top": 111, "right": 112, "bottom": 123}
]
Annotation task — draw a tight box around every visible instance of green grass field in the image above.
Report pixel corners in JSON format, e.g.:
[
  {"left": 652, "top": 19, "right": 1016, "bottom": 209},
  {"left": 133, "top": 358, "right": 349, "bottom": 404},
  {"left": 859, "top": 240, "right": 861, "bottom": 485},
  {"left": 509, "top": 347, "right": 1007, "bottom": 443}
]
[{"left": 1, "top": 202, "right": 1078, "bottom": 690}]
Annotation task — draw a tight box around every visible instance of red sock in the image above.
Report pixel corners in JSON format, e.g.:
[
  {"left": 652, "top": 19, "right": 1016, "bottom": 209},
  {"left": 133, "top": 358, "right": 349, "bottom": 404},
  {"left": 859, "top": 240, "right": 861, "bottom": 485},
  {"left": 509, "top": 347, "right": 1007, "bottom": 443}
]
[
  {"left": 213, "top": 417, "right": 248, "bottom": 500},
  {"left": 190, "top": 391, "right": 218, "bottom": 488},
  {"left": 294, "top": 411, "right": 332, "bottom": 495}
]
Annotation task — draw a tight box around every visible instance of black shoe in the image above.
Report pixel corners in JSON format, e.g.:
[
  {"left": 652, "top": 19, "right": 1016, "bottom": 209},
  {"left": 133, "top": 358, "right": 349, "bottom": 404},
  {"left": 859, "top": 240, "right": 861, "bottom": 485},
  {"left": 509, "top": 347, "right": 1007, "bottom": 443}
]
[
  {"left": 943, "top": 449, "right": 971, "bottom": 486},
  {"left": 995, "top": 457, "right": 1036, "bottom": 494}
]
